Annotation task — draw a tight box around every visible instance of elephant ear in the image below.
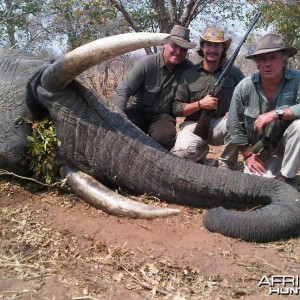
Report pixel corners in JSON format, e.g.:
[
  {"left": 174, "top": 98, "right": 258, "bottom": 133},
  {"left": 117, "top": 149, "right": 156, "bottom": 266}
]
[
  {"left": 41, "top": 32, "right": 169, "bottom": 92},
  {"left": 60, "top": 166, "right": 180, "bottom": 219}
]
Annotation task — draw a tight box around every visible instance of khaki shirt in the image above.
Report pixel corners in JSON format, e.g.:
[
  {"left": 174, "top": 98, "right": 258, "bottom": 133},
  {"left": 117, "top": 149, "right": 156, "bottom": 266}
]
[
  {"left": 228, "top": 68, "right": 300, "bottom": 146},
  {"left": 173, "top": 61, "right": 244, "bottom": 120},
  {"left": 113, "top": 52, "right": 193, "bottom": 120}
]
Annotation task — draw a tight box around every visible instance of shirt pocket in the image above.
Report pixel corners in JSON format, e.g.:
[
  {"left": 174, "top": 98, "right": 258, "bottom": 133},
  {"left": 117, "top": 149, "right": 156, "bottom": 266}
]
[
  {"left": 244, "top": 106, "right": 260, "bottom": 131},
  {"left": 244, "top": 106, "right": 260, "bottom": 123},
  {"left": 188, "top": 83, "right": 208, "bottom": 101},
  {"left": 280, "top": 91, "right": 295, "bottom": 106},
  {"left": 143, "top": 84, "right": 161, "bottom": 107},
  {"left": 243, "top": 106, "right": 260, "bottom": 142}
]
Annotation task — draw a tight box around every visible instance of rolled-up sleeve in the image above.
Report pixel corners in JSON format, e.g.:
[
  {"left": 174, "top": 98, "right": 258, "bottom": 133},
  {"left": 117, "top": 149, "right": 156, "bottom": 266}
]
[
  {"left": 227, "top": 80, "right": 249, "bottom": 145},
  {"left": 289, "top": 87, "right": 300, "bottom": 117},
  {"left": 285, "top": 69, "right": 300, "bottom": 118},
  {"left": 290, "top": 104, "right": 300, "bottom": 117},
  {"left": 172, "top": 77, "right": 189, "bottom": 116}
]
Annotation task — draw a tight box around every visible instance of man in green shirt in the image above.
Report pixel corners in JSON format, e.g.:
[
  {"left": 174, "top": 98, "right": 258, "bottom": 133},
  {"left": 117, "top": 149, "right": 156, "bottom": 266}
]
[
  {"left": 113, "top": 25, "right": 196, "bottom": 150},
  {"left": 227, "top": 33, "right": 300, "bottom": 182},
  {"left": 172, "top": 27, "right": 244, "bottom": 167}
]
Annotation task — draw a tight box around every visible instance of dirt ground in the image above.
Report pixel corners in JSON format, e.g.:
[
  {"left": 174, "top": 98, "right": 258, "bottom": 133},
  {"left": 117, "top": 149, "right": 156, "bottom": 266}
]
[{"left": 0, "top": 148, "right": 300, "bottom": 300}]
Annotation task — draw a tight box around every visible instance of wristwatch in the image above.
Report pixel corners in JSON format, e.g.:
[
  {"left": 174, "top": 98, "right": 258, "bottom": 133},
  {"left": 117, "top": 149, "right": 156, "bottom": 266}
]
[{"left": 276, "top": 108, "right": 285, "bottom": 120}]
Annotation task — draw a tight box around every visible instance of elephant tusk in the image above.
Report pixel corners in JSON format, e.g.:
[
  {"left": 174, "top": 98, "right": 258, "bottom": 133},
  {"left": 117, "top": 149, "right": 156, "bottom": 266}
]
[
  {"left": 41, "top": 32, "right": 169, "bottom": 92},
  {"left": 60, "top": 166, "right": 180, "bottom": 219}
]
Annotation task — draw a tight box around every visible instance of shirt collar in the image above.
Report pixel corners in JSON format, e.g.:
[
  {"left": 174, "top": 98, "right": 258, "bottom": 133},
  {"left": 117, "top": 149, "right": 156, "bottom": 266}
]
[
  {"left": 197, "top": 58, "right": 224, "bottom": 73},
  {"left": 284, "top": 68, "right": 293, "bottom": 80}
]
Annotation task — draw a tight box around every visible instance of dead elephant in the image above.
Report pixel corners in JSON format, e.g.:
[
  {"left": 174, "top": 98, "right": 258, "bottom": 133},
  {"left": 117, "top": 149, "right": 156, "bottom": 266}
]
[{"left": 0, "top": 32, "right": 299, "bottom": 243}]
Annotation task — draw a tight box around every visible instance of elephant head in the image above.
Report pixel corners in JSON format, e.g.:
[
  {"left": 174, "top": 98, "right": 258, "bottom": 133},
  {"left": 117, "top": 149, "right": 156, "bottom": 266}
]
[{"left": 0, "top": 32, "right": 299, "bottom": 243}]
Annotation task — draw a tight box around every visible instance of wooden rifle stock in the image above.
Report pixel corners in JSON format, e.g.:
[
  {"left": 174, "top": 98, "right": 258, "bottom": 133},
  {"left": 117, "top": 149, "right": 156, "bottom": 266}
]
[
  {"left": 193, "top": 12, "right": 261, "bottom": 139},
  {"left": 193, "top": 109, "right": 213, "bottom": 140}
]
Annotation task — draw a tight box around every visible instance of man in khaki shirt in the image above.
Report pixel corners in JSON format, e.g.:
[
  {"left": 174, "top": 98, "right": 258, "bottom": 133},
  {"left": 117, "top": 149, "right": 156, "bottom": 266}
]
[
  {"left": 228, "top": 33, "right": 300, "bottom": 182},
  {"left": 113, "top": 25, "right": 195, "bottom": 150}
]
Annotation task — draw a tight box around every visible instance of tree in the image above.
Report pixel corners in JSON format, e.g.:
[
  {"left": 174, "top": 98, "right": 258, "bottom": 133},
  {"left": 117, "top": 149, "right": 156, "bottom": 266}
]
[
  {"left": 0, "top": 0, "right": 45, "bottom": 49},
  {"left": 203, "top": 0, "right": 299, "bottom": 68},
  {"left": 108, "top": 0, "right": 217, "bottom": 54},
  {"left": 0, "top": 0, "right": 119, "bottom": 53},
  {"left": 1, "top": 0, "right": 298, "bottom": 62},
  {"left": 109, "top": 0, "right": 216, "bottom": 33},
  {"left": 247, "top": 0, "right": 300, "bottom": 49},
  {"left": 47, "top": 0, "right": 118, "bottom": 51}
]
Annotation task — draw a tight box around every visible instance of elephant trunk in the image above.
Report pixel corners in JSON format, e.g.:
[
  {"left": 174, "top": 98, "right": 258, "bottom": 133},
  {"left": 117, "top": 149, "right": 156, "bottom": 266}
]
[{"left": 203, "top": 186, "right": 300, "bottom": 242}]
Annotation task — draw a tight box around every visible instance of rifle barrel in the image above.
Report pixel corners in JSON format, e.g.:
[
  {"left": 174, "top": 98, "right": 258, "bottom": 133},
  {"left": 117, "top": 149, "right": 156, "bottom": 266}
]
[{"left": 214, "top": 12, "right": 261, "bottom": 86}]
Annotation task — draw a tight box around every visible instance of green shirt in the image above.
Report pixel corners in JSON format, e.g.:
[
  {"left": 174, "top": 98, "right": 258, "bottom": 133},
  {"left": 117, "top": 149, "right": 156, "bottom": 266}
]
[
  {"left": 172, "top": 61, "right": 244, "bottom": 120},
  {"left": 113, "top": 52, "right": 193, "bottom": 119},
  {"left": 228, "top": 68, "right": 300, "bottom": 146}
]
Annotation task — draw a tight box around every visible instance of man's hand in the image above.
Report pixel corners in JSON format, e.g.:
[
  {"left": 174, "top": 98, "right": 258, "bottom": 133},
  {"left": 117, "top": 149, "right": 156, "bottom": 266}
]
[
  {"left": 199, "top": 95, "right": 218, "bottom": 110},
  {"left": 182, "top": 95, "right": 218, "bottom": 117},
  {"left": 253, "top": 111, "right": 277, "bottom": 135},
  {"left": 245, "top": 153, "right": 267, "bottom": 174}
]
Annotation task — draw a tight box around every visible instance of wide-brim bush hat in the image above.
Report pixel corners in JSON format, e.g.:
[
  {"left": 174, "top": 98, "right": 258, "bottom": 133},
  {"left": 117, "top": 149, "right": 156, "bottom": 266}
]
[
  {"left": 245, "top": 33, "right": 297, "bottom": 59},
  {"left": 199, "top": 27, "right": 232, "bottom": 52},
  {"left": 164, "top": 25, "right": 196, "bottom": 49}
]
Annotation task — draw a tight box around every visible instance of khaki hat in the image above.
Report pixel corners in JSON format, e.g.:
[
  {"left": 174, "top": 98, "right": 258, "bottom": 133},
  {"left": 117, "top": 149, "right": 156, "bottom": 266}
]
[
  {"left": 164, "top": 25, "right": 196, "bottom": 49},
  {"left": 245, "top": 33, "right": 297, "bottom": 59},
  {"left": 199, "top": 27, "right": 232, "bottom": 52}
]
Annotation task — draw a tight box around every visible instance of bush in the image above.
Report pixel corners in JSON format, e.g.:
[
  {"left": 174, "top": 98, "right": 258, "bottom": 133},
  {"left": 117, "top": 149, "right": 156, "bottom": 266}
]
[{"left": 24, "top": 118, "right": 61, "bottom": 184}]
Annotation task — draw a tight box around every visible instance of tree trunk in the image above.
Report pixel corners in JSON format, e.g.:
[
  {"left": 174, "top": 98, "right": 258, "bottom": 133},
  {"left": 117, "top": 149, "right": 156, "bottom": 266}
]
[{"left": 4, "top": 0, "right": 17, "bottom": 48}]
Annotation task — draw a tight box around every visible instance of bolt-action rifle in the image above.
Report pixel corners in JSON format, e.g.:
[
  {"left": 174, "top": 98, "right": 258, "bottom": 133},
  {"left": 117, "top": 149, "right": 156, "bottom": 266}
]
[{"left": 193, "top": 12, "right": 261, "bottom": 139}]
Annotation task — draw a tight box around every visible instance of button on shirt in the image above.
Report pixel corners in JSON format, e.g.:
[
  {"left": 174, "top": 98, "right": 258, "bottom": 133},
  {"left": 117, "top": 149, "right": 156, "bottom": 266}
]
[
  {"left": 228, "top": 68, "right": 300, "bottom": 146},
  {"left": 173, "top": 61, "right": 244, "bottom": 120},
  {"left": 113, "top": 52, "right": 193, "bottom": 120}
]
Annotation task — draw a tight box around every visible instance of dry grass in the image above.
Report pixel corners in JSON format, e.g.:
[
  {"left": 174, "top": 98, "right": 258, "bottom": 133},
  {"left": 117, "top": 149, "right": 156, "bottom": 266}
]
[
  {"left": 0, "top": 200, "right": 225, "bottom": 299},
  {"left": 0, "top": 204, "right": 196, "bottom": 298},
  {"left": 1, "top": 183, "right": 299, "bottom": 299}
]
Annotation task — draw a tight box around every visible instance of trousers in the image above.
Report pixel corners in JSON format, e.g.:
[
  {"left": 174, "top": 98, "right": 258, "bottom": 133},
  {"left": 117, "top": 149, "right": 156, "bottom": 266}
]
[
  {"left": 172, "top": 117, "right": 239, "bottom": 166},
  {"left": 125, "top": 107, "right": 176, "bottom": 150}
]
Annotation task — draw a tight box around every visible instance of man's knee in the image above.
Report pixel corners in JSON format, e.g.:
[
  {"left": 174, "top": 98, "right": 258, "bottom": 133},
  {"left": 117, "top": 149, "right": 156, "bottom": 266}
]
[
  {"left": 125, "top": 107, "right": 147, "bottom": 130},
  {"left": 172, "top": 144, "right": 209, "bottom": 163},
  {"left": 151, "top": 129, "right": 176, "bottom": 150},
  {"left": 285, "top": 119, "right": 300, "bottom": 141},
  {"left": 148, "top": 114, "right": 176, "bottom": 150},
  {"left": 291, "top": 119, "right": 300, "bottom": 134}
]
